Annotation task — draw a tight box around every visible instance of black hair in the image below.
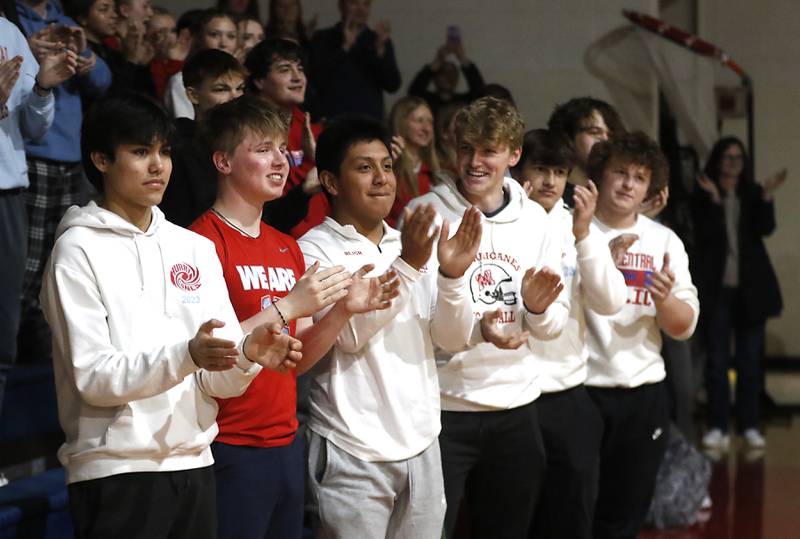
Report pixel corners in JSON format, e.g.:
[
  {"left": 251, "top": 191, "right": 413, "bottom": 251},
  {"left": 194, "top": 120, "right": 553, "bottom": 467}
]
[
  {"left": 176, "top": 8, "right": 204, "bottom": 35},
  {"left": 703, "top": 136, "right": 753, "bottom": 188},
  {"left": 244, "top": 38, "right": 305, "bottom": 93},
  {"left": 476, "top": 83, "right": 516, "bottom": 107},
  {"left": 81, "top": 93, "right": 176, "bottom": 193},
  {"left": 216, "top": 0, "right": 259, "bottom": 20},
  {"left": 548, "top": 96, "right": 625, "bottom": 144},
  {"left": 316, "top": 116, "right": 390, "bottom": 181},
  {"left": 514, "top": 128, "right": 576, "bottom": 171},
  {"left": 587, "top": 131, "right": 669, "bottom": 198},
  {"left": 191, "top": 9, "right": 232, "bottom": 37},
  {"left": 183, "top": 48, "right": 248, "bottom": 89},
  {"left": 65, "top": 0, "right": 97, "bottom": 21}
]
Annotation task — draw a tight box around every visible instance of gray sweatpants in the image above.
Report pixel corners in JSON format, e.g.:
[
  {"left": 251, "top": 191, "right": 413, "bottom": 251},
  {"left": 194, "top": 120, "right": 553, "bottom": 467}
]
[{"left": 306, "top": 431, "right": 446, "bottom": 539}]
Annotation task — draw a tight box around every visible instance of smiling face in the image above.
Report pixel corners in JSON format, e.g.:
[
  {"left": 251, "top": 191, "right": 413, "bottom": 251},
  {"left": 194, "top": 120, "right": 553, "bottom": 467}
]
[
  {"left": 254, "top": 56, "right": 306, "bottom": 109},
  {"left": 403, "top": 104, "right": 434, "bottom": 150},
  {"left": 200, "top": 16, "right": 237, "bottom": 54},
  {"left": 518, "top": 162, "right": 569, "bottom": 212},
  {"left": 93, "top": 140, "right": 172, "bottom": 214},
  {"left": 222, "top": 130, "right": 289, "bottom": 204},
  {"left": 186, "top": 71, "right": 246, "bottom": 118},
  {"left": 596, "top": 158, "right": 651, "bottom": 220},
  {"left": 325, "top": 139, "right": 395, "bottom": 228},
  {"left": 456, "top": 139, "right": 520, "bottom": 209}
]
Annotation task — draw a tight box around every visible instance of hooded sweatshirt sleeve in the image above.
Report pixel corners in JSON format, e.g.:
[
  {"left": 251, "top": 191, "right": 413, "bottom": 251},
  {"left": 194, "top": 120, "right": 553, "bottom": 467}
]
[
  {"left": 577, "top": 222, "right": 628, "bottom": 316},
  {"left": 41, "top": 258, "right": 200, "bottom": 408},
  {"left": 523, "top": 224, "right": 571, "bottom": 339},
  {"left": 664, "top": 229, "right": 699, "bottom": 340}
]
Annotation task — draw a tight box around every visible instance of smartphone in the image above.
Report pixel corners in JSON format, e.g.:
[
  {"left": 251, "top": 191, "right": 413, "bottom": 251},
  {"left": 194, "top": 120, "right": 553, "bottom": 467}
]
[{"left": 446, "top": 25, "right": 461, "bottom": 46}]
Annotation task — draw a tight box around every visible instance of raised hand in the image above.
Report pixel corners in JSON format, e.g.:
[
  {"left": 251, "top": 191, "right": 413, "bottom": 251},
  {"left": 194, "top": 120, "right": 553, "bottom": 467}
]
[
  {"left": 572, "top": 179, "right": 598, "bottom": 241},
  {"left": 27, "top": 25, "right": 64, "bottom": 61},
  {"left": 281, "top": 262, "right": 352, "bottom": 320},
  {"left": 37, "top": 49, "right": 78, "bottom": 90},
  {"left": 521, "top": 267, "right": 563, "bottom": 314},
  {"left": 301, "top": 112, "right": 316, "bottom": 163},
  {"left": 639, "top": 186, "right": 669, "bottom": 219},
  {"left": 480, "top": 308, "right": 530, "bottom": 350},
  {"left": 646, "top": 253, "right": 676, "bottom": 307},
  {"left": 189, "top": 319, "right": 239, "bottom": 371},
  {"left": 696, "top": 174, "right": 721, "bottom": 204},
  {"left": 400, "top": 204, "right": 438, "bottom": 271},
  {"left": 245, "top": 322, "right": 303, "bottom": 373},
  {"left": 342, "top": 15, "right": 363, "bottom": 51},
  {"left": 760, "top": 168, "right": 787, "bottom": 201},
  {"left": 374, "top": 20, "right": 391, "bottom": 56},
  {"left": 438, "top": 206, "right": 482, "bottom": 278},
  {"left": 75, "top": 52, "right": 97, "bottom": 77},
  {"left": 342, "top": 264, "right": 400, "bottom": 314},
  {"left": 0, "top": 56, "right": 23, "bottom": 107},
  {"left": 608, "top": 233, "right": 639, "bottom": 266},
  {"left": 390, "top": 135, "right": 406, "bottom": 161}
]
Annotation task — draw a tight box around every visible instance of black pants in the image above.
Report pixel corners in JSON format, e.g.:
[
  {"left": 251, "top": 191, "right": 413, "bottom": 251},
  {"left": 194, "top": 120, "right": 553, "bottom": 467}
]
[
  {"left": 68, "top": 466, "right": 217, "bottom": 539},
  {"left": 530, "top": 385, "right": 604, "bottom": 539},
  {"left": 587, "top": 382, "right": 669, "bottom": 539},
  {"left": 0, "top": 190, "right": 27, "bottom": 364},
  {"left": 440, "top": 401, "right": 545, "bottom": 539}
]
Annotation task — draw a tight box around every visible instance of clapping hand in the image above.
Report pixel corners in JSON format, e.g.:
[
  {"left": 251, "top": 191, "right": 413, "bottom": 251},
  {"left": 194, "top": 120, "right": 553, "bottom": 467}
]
[
  {"left": 281, "top": 262, "right": 352, "bottom": 320},
  {"left": 696, "top": 174, "right": 721, "bottom": 204},
  {"left": 639, "top": 186, "right": 669, "bottom": 219},
  {"left": 400, "top": 204, "right": 438, "bottom": 271},
  {"left": 480, "top": 308, "right": 530, "bottom": 350},
  {"left": 438, "top": 206, "right": 482, "bottom": 278},
  {"left": 608, "top": 233, "right": 639, "bottom": 267},
  {"left": 0, "top": 56, "right": 23, "bottom": 107},
  {"left": 572, "top": 180, "right": 598, "bottom": 241},
  {"left": 245, "top": 322, "right": 303, "bottom": 373},
  {"left": 520, "top": 267, "right": 563, "bottom": 315},
  {"left": 646, "top": 253, "right": 676, "bottom": 307},
  {"left": 341, "top": 264, "right": 400, "bottom": 314},
  {"left": 760, "top": 168, "right": 787, "bottom": 201}
]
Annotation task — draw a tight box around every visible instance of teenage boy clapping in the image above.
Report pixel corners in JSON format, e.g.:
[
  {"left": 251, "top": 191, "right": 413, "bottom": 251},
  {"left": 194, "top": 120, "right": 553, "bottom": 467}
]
[
  {"left": 406, "top": 97, "right": 568, "bottom": 538},
  {"left": 40, "top": 93, "right": 301, "bottom": 539},
  {"left": 298, "top": 116, "right": 482, "bottom": 538},
  {"left": 190, "top": 95, "right": 400, "bottom": 539},
  {"left": 511, "top": 129, "right": 627, "bottom": 539},
  {"left": 584, "top": 131, "right": 699, "bottom": 539}
]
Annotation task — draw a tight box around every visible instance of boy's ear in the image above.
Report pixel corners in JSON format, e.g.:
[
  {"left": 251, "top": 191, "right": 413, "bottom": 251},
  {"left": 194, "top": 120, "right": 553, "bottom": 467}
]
[
  {"left": 185, "top": 85, "right": 200, "bottom": 106},
  {"left": 90, "top": 151, "right": 112, "bottom": 173},
  {"left": 212, "top": 150, "right": 232, "bottom": 174},
  {"left": 118, "top": 3, "right": 131, "bottom": 19},
  {"left": 508, "top": 146, "right": 522, "bottom": 168},
  {"left": 252, "top": 78, "right": 264, "bottom": 92},
  {"left": 318, "top": 170, "right": 339, "bottom": 197}
]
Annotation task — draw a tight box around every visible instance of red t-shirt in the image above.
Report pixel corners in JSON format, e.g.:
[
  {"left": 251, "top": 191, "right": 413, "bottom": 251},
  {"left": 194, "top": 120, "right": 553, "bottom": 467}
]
[
  {"left": 150, "top": 58, "right": 183, "bottom": 101},
  {"left": 386, "top": 164, "right": 432, "bottom": 228},
  {"left": 190, "top": 210, "right": 304, "bottom": 447},
  {"left": 284, "top": 106, "right": 329, "bottom": 238}
]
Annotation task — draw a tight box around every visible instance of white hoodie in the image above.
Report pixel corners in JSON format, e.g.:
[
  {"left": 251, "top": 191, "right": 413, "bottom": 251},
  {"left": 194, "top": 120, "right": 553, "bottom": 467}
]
[
  {"left": 585, "top": 215, "right": 699, "bottom": 388},
  {"left": 298, "top": 218, "right": 474, "bottom": 462},
  {"left": 406, "top": 176, "right": 570, "bottom": 411},
  {"left": 41, "top": 202, "right": 261, "bottom": 484},
  {"left": 530, "top": 201, "right": 628, "bottom": 393}
]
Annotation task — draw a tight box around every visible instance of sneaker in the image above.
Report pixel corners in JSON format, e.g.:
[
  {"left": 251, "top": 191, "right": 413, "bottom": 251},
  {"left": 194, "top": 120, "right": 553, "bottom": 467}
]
[
  {"left": 743, "top": 428, "right": 766, "bottom": 449},
  {"left": 702, "top": 428, "right": 730, "bottom": 450}
]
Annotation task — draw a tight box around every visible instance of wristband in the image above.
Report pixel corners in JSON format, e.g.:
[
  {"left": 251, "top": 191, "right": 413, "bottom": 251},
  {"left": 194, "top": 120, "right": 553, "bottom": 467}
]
[
  {"left": 273, "top": 301, "right": 288, "bottom": 328},
  {"left": 33, "top": 80, "right": 52, "bottom": 96}
]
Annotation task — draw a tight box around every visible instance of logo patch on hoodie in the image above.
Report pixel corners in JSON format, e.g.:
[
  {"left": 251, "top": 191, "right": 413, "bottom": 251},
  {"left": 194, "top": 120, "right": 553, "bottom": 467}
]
[{"left": 170, "top": 263, "right": 201, "bottom": 291}]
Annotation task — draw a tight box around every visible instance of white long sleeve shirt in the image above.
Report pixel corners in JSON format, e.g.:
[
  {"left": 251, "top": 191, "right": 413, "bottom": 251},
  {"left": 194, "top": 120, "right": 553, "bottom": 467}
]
[
  {"left": 531, "top": 201, "right": 628, "bottom": 393},
  {"left": 297, "top": 218, "right": 474, "bottom": 462},
  {"left": 41, "top": 203, "right": 260, "bottom": 483},
  {"left": 585, "top": 215, "right": 699, "bottom": 388},
  {"left": 406, "top": 176, "right": 570, "bottom": 411}
]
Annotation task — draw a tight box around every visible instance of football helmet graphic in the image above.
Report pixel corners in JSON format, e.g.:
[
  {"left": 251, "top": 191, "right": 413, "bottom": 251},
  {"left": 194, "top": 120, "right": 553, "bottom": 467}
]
[{"left": 469, "top": 263, "right": 518, "bottom": 305}]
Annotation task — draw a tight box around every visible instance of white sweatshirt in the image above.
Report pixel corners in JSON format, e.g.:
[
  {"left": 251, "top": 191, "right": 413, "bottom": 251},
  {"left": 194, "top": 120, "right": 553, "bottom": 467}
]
[
  {"left": 531, "top": 201, "right": 628, "bottom": 393},
  {"left": 585, "top": 215, "right": 699, "bottom": 388},
  {"left": 41, "top": 202, "right": 261, "bottom": 484},
  {"left": 406, "top": 176, "right": 569, "bottom": 411},
  {"left": 297, "top": 218, "right": 474, "bottom": 462}
]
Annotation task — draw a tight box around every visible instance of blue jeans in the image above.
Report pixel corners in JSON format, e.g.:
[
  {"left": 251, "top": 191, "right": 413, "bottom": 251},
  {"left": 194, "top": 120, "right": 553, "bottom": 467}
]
[{"left": 705, "top": 287, "right": 764, "bottom": 432}]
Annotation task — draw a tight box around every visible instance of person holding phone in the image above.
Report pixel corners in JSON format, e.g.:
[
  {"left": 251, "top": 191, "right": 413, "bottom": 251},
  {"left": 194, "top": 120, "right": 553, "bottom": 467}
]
[{"left": 408, "top": 25, "right": 485, "bottom": 117}]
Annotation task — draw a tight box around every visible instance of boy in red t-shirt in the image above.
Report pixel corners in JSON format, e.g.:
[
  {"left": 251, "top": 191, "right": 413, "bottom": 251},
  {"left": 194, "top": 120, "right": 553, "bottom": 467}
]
[{"left": 190, "top": 95, "right": 400, "bottom": 539}]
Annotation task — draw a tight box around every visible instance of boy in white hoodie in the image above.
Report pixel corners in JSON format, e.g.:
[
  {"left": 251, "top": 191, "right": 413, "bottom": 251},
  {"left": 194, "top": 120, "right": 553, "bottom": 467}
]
[
  {"left": 298, "top": 116, "right": 482, "bottom": 538},
  {"left": 40, "top": 93, "right": 302, "bottom": 539},
  {"left": 511, "top": 129, "right": 628, "bottom": 539},
  {"left": 406, "top": 97, "right": 569, "bottom": 538},
  {"left": 583, "top": 131, "right": 699, "bottom": 539}
]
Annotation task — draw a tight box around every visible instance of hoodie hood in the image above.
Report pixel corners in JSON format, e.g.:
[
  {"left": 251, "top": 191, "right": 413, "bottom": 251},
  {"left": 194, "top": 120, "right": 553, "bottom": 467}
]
[
  {"left": 430, "top": 173, "right": 532, "bottom": 224},
  {"left": 56, "top": 201, "right": 164, "bottom": 241}
]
